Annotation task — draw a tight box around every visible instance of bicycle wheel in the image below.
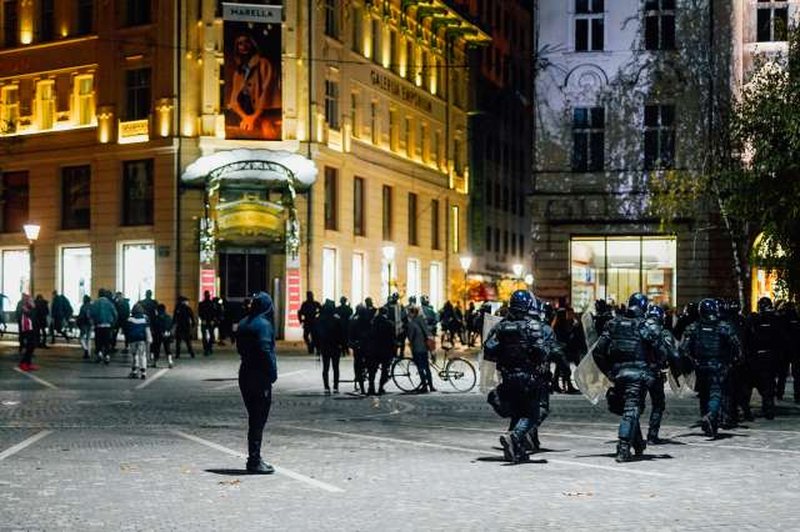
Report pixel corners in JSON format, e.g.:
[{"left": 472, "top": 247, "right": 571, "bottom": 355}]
[
  {"left": 391, "top": 357, "right": 422, "bottom": 393},
  {"left": 444, "top": 357, "right": 476, "bottom": 392}
]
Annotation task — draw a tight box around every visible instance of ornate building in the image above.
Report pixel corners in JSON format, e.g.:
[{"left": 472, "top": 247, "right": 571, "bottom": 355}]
[{"left": 0, "top": 0, "right": 487, "bottom": 338}]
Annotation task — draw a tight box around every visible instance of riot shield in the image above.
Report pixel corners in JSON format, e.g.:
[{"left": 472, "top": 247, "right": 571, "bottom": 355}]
[
  {"left": 667, "top": 370, "right": 696, "bottom": 397},
  {"left": 573, "top": 341, "right": 613, "bottom": 405},
  {"left": 478, "top": 315, "right": 503, "bottom": 393},
  {"left": 582, "top": 311, "right": 598, "bottom": 351}
]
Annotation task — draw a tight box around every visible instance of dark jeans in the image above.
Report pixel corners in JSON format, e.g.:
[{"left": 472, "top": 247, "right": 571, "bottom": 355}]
[
  {"left": 616, "top": 368, "right": 655, "bottom": 449},
  {"left": 239, "top": 363, "right": 272, "bottom": 460},
  {"left": 353, "top": 348, "right": 367, "bottom": 393},
  {"left": 201, "top": 321, "right": 215, "bottom": 354},
  {"left": 152, "top": 333, "right": 172, "bottom": 359},
  {"left": 503, "top": 373, "right": 545, "bottom": 442},
  {"left": 696, "top": 365, "right": 726, "bottom": 425},
  {"left": 302, "top": 325, "right": 315, "bottom": 354},
  {"left": 413, "top": 351, "right": 433, "bottom": 390},
  {"left": 175, "top": 332, "right": 195, "bottom": 358},
  {"left": 367, "top": 355, "right": 392, "bottom": 393},
  {"left": 94, "top": 327, "right": 114, "bottom": 358},
  {"left": 646, "top": 372, "right": 666, "bottom": 439},
  {"left": 321, "top": 348, "right": 340, "bottom": 390},
  {"left": 20, "top": 330, "right": 35, "bottom": 364},
  {"left": 749, "top": 358, "right": 776, "bottom": 418}
]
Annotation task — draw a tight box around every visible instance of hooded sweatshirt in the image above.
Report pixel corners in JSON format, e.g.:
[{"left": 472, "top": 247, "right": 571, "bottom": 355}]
[{"left": 236, "top": 292, "right": 277, "bottom": 384}]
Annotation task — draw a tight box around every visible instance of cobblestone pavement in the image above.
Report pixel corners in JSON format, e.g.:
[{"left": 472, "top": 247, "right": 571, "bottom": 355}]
[{"left": 0, "top": 339, "right": 799, "bottom": 531}]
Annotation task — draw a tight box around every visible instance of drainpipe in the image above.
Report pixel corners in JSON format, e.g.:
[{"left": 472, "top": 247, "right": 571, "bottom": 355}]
[{"left": 175, "top": 0, "right": 183, "bottom": 305}]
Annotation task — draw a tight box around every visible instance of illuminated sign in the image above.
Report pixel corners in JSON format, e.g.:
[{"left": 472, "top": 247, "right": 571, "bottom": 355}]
[{"left": 370, "top": 70, "right": 433, "bottom": 113}]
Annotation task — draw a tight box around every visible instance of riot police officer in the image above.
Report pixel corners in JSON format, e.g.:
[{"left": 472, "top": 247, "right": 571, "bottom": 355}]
[
  {"left": 643, "top": 304, "right": 677, "bottom": 444},
  {"left": 745, "top": 297, "right": 784, "bottom": 419},
  {"left": 680, "top": 299, "right": 741, "bottom": 438},
  {"left": 780, "top": 302, "right": 800, "bottom": 403},
  {"left": 484, "top": 290, "right": 555, "bottom": 463},
  {"left": 594, "top": 293, "right": 676, "bottom": 463}
]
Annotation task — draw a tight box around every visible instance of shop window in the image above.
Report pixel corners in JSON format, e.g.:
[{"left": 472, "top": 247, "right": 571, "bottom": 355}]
[
  {"left": 77, "top": 0, "right": 94, "bottom": 35},
  {"left": 757, "top": 0, "right": 788, "bottom": 42},
  {"left": 74, "top": 75, "right": 95, "bottom": 126},
  {"left": 61, "top": 246, "right": 91, "bottom": 310},
  {"left": 324, "top": 167, "right": 338, "bottom": 231},
  {"left": 1, "top": 249, "right": 30, "bottom": 310},
  {"left": 122, "top": 159, "right": 153, "bottom": 226},
  {"left": 644, "top": 0, "right": 676, "bottom": 51},
  {"left": 431, "top": 199, "right": 440, "bottom": 250},
  {"left": 572, "top": 107, "right": 605, "bottom": 172},
  {"left": 121, "top": 243, "right": 154, "bottom": 303},
  {"left": 322, "top": 247, "right": 338, "bottom": 302},
  {"left": 35, "top": 80, "right": 55, "bottom": 131},
  {"left": 429, "top": 262, "right": 442, "bottom": 310},
  {"left": 575, "top": 0, "right": 604, "bottom": 52},
  {"left": 324, "top": 0, "right": 341, "bottom": 39},
  {"left": 0, "top": 85, "right": 19, "bottom": 133},
  {"left": 644, "top": 104, "right": 675, "bottom": 170},
  {"left": 61, "top": 165, "right": 91, "bottom": 230},
  {"left": 407, "top": 258, "right": 421, "bottom": 301},
  {"left": 570, "top": 236, "right": 676, "bottom": 313},
  {"left": 353, "top": 176, "right": 365, "bottom": 236},
  {"left": 125, "top": 68, "right": 151, "bottom": 121},
  {"left": 324, "top": 80, "right": 340, "bottom": 130},
  {"left": 382, "top": 185, "right": 393, "bottom": 240},
  {"left": 3, "top": 0, "right": 18, "bottom": 48},
  {"left": 40, "top": 0, "right": 55, "bottom": 41},
  {"left": 2, "top": 170, "right": 28, "bottom": 233},
  {"left": 351, "top": 252, "right": 365, "bottom": 304},
  {"left": 408, "top": 192, "right": 418, "bottom": 246},
  {"left": 125, "top": 0, "right": 151, "bottom": 27}
]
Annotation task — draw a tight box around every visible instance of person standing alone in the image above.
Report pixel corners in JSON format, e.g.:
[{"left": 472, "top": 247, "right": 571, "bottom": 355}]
[{"left": 236, "top": 292, "right": 278, "bottom": 474}]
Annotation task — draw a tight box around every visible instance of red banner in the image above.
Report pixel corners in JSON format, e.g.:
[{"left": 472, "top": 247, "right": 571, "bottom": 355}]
[
  {"left": 286, "top": 267, "right": 301, "bottom": 328},
  {"left": 200, "top": 269, "right": 216, "bottom": 299}
]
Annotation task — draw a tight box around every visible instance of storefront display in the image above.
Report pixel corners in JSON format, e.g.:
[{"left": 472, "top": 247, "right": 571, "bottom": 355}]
[
  {"left": 61, "top": 246, "right": 91, "bottom": 310},
  {"left": 121, "top": 243, "right": 155, "bottom": 303}
]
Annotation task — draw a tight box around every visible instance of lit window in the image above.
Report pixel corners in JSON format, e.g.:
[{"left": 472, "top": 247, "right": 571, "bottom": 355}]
[
  {"left": 382, "top": 185, "right": 393, "bottom": 241},
  {"left": 757, "top": 0, "right": 788, "bottom": 42},
  {"left": 0, "top": 85, "right": 19, "bottom": 133},
  {"left": 407, "top": 259, "right": 421, "bottom": 301},
  {"left": 352, "top": 252, "right": 365, "bottom": 304},
  {"left": 353, "top": 176, "right": 365, "bottom": 236},
  {"left": 322, "top": 247, "right": 338, "bottom": 302},
  {"left": 35, "top": 80, "right": 55, "bottom": 130},
  {"left": 429, "top": 262, "right": 442, "bottom": 310},
  {"left": 451, "top": 205, "right": 461, "bottom": 253},
  {"left": 74, "top": 75, "right": 95, "bottom": 126},
  {"left": 644, "top": 0, "right": 675, "bottom": 51},
  {"left": 644, "top": 104, "right": 675, "bottom": 170},
  {"left": 572, "top": 107, "right": 604, "bottom": 172},
  {"left": 324, "top": 79, "right": 340, "bottom": 130},
  {"left": 575, "top": 0, "right": 604, "bottom": 52}
]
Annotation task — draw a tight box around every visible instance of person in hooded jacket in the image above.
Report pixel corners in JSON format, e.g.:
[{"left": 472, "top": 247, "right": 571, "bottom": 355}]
[
  {"left": 315, "top": 299, "right": 342, "bottom": 394},
  {"left": 349, "top": 304, "right": 371, "bottom": 395},
  {"left": 77, "top": 295, "right": 93, "bottom": 359},
  {"left": 236, "top": 292, "right": 277, "bottom": 474},
  {"left": 368, "top": 306, "right": 396, "bottom": 395},
  {"left": 127, "top": 303, "right": 152, "bottom": 380},
  {"left": 173, "top": 296, "right": 197, "bottom": 358}
]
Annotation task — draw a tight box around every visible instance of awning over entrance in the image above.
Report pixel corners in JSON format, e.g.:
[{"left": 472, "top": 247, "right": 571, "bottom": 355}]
[{"left": 180, "top": 149, "right": 317, "bottom": 187}]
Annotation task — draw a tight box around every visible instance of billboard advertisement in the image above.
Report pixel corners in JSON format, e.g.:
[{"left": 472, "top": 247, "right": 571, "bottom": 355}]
[{"left": 223, "top": 3, "right": 282, "bottom": 140}]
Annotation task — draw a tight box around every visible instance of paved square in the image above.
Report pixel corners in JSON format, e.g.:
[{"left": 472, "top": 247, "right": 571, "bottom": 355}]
[{"left": 1, "top": 341, "right": 799, "bottom": 530}]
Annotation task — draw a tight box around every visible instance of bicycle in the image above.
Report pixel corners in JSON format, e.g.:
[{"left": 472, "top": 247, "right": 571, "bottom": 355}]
[{"left": 391, "top": 341, "right": 477, "bottom": 393}]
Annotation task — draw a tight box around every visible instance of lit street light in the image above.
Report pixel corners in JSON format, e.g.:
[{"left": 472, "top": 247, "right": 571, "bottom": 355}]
[
  {"left": 382, "top": 245, "right": 396, "bottom": 299},
  {"left": 23, "top": 224, "right": 40, "bottom": 296},
  {"left": 459, "top": 256, "right": 472, "bottom": 308},
  {"left": 524, "top": 273, "right": 534, "bottom": 286},
  {"left": 512, "top": 263, "right": 524, "bottom": 280}
]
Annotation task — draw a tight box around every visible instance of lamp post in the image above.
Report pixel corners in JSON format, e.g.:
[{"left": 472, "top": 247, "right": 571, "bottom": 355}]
[
  {"left": 23, "top": 224, "right": 40, "bottom": 296},
  {"left": 382, "top": 245, "right": 396, "bottom": 299},
  {"left": 524, "top": 273, "right": 534, "bottom": 287},
  {"left": 459, "top": 256, "right": 472, "bottom": 308}
]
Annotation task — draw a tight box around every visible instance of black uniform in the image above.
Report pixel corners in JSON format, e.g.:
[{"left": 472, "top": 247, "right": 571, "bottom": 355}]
[
  {"left": 645, "top": 319, "right": 677, "bottom": 443},
  {"left": 776, "top": 304, "right": 800, "bottom": 402},
  {"left": 594, "top": 311, "right": 675, "bottom": 461},
  {"left": 681, "top": 318, "right": 741, "bottom": 436},
  {"left": 745, "top": 309, "right": 784, "bottom": 419}
]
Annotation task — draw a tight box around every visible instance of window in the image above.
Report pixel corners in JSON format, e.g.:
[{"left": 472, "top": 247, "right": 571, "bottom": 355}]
[
  {"left": 486, "top": 181, "right": 493, "bottom": 206},
  {"left": 125, "top": 0, "right": 151, "bottom": 26},
  {"left": 407, "top": 259, "right": 421, "bottom": 301},
  {"left": 1, "top": 85, "right": 19, "bottom": 133},
  {"left": 420, "top": 122, "right": 428, "bottom": 161},
  {"left": 431, "top": 199, "right": 440, "bottom": 250},
  {"left": 503, "top": 187, "right": 509, "bottom": 212},
  {"left": 644, "top": 0, "right": 675, "bottom": 50},
  {"left": 575, "top": 0, "right": 604, "bottom": 52},
  {"left": 519, "top": 234, "right": 525, "bottom": 257},
  {"left": 40, "top": 0, "right": 55, "bottom": 41},
  {"left": 324, "top": 80, "right": 340, "bottom": 130},
  {"left": 350, "top": 92, "right": 359, "bottom": 137},
  {"left": 494, "top": 227, "right": 500, "bottom": 252},
  {"left": 322, "top": 247, "right": 338, "bottom": 302},
  {"left": 35, "top": 80, "right": 55, "bottom": 130},
  {"left": 451, "top": 205, "right": 461, "bottom": 253},
  {"left": 454, "top": 139, "right": 464, "bottom": 176},
  {"left": 572, "top": 107, "right": 605, "bottom": 171},
  {"left": 406, "top": 40, "right": 415, "bottom": 81},
  {"left": 354, "top": 176, "right": 365, "bottom": 236},
  {"left": 429, "top": 263, "right": 443, "bottom": 310},
  {"left": 757, "top": 1, "right": 788, "bottom": 42},
  {"left": 486, "top": 226, "right": 492, "bottom": 251},
  {"left": 121, "top": 242, "right": 155, "bottom": 302},
  {"left": 125, "top": 68, "right": 151, "bottom": 121},
  {"left": 351, "top": 5, "right": 363, "bottom": 53},
  {"left": 370, "top": 101, "right": 378, "bottom": 144},
  {"left": 1, "top": 249, "right": 30, "bottom": 310},
  {"left": 3, "top": 0, "right": 18, "bottom": 48},
  {"left": 61, "top": 165, "right": 91, "bottom": 230},
  {"left": 74, "top": 75, "right": 95, "bottom": 126},
  {"left": 389, "top": 109, "right": 398, "bottom": 150},
  {"left": 503, "top": 230, "right": 509, "bottom": 254},
  {"left": 352, "top": 252, "right": 365, "bottom": 304},
  {"left": 324, "top": 0, "right": 340, "bottom": 39},
  {"left": 390, "top": 30, "right": 400, "bottom": 74},
  {"left": 2, "top": 171, "right": 28, "bottom": 233},
  {"left": 60, "top": 246, "right": 91, "bottom": 310},
  {"left": 511, "top": 232, "right": 517, "bottom": 256},
  {"left": 77, "top": 0, "right": 94, "bottom": 35},
  {"left": 433, "top": 130, "right": 441, "bottom": 167},
  {"left": 324, "top": 167, "right": 338, "bottom": 231},
  {"left": 405, "top": 117, "right": 413, "bottom": 157},
  {"left": 644, "top": 104, "right": 675, "bottom": 170},
  {"left": 408, "top": 193, "right": 418, "bottom": 246},
  {"left": 371, "top": 18, "right": 381, "bottom": 63},
  {"left": 122, "top": 159, "right": 154, "bottom": 226},
  {"left": 382, "top": 185, "right": 393, "bottom": 240}
]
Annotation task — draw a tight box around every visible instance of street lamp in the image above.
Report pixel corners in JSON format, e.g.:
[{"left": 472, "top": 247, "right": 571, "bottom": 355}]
[
  {"left": 382, "top": 245, "right": 396, "bottom": 299},
  {"left": 459, "top": 256, "right": 472, "bottom": 308},
  {"left": 512, "top": 263, "right": 524, "bottom": 280},
  {"left": 524, "top": 273, "right": 534, "bottom": 286},
  {"left": 23, "top": 224, "right": 40, "bottom": 296}
]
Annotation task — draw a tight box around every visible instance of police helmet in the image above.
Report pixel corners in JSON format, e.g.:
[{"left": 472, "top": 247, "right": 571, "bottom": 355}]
[
  {"left": 509, "top": 290, "right": 533, "bottom": 314},
  {"left": 757, "top": 296, "right": 773, "bottom": 313},
  {"left": 727, "top": 299, "right": 741, "bottom": 316},
  {"left": 628, "top": 292, "right": 649, "bottom": 317},
  {"left": 389, "top": 292, "right": 400, "bottom": 304},
  {"left": 420, "top": 295, "right": 430, "bottom": 306},
  {"left": 408, "top": 296, "right": 417, "bottom": 305},
  {"left": 698, "top": 298, "right": 719, "bottom": 321},
  {"left": 646, "top": 304, "right": 665, "bottom": 324}
]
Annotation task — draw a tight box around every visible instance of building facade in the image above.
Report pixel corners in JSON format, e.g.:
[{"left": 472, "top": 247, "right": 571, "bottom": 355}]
[
  {"left": 0, "top": 0, "right": 487, "bottom": 338},
  {"left": 532, "top": 0, "right": 741, "bottom": 311}
]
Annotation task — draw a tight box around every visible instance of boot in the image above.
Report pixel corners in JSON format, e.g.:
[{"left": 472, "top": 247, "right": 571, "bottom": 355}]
[
  {"left": 246, "top": 440, "right": 274, "bottom": 475},
  {"left": 523, "top": 428, "right": 541, "bottom": 453},
  {"left": 615, "top": 442, "right": 632, "bottom": 463},
  {"left": 500, "top": 433, "right": 527, "bottom": 464},
  {"left": 701, "top": 415, "right": 716, "bottom": 438},
  {"left": 646, "top": 431, "right": 665, "bottom": 445},
  {"left": 168, "top": 355, "right": 174, "bottom": 368}
]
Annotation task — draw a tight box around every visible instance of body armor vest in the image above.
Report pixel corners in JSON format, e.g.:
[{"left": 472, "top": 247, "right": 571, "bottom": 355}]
[
  {"left": 693, "top": 320, "right": 724, "bottom": 363},
  {"left": 494, "top": 318, "right": 543, "bottom": 371},
  {"left": 609, "top": 317, "right": 645, "bottom": 364}
]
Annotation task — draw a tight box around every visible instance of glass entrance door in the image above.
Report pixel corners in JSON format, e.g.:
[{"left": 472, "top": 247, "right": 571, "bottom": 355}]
[{"left": 219, "top": 249, "right": 268, "bottom": 301}]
